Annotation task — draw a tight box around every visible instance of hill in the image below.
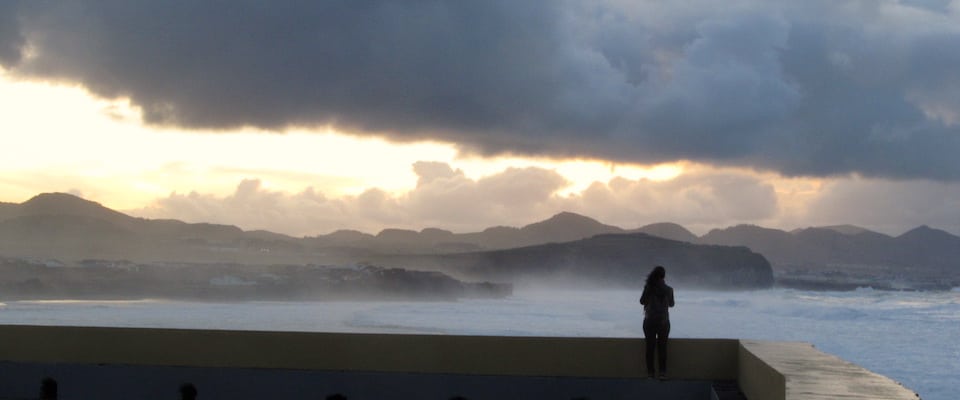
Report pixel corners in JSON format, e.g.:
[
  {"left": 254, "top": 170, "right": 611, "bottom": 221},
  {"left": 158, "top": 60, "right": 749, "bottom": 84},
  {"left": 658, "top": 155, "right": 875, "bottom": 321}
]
[
  {"left": 444, "top": 233, "right": 773, "bottom": 289},
  {"left": 306, "top": 210, "right": 625, "bottom": 253},
  {"left": 0, "top": 193, "right": 308, "bottom": 264},
  {"left": 1, "top": 192, "right": 957, "bottom": 290},
  {"left": 370, "top": 233, "right": 774, "bottom": 289},
  {"left": 632, "top": 222, "right": 699, "bottom": 243},
  {"left": 700, "top": 224, "right": 959, "bottom": 289},
  {"left": 0, "top": 193, "right": 776, "bottom": 291}
]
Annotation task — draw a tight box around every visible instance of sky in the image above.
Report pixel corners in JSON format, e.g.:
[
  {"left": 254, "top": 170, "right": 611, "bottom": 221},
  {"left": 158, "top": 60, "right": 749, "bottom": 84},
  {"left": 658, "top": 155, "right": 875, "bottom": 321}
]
[{"left": 2, "top": 0, "right": 960, "bottom": 237}]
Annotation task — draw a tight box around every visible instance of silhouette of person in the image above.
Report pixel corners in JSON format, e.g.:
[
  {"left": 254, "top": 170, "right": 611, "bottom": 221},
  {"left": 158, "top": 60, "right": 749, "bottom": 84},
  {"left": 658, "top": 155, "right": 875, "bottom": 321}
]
[
  {"left": 39, "top": 377, "right": 57, "bottom": 400},
  {"left": 639, "top": 265, "right": 674, "bottom": 379},
  {"left": 179, "top": 383, "right": 197, "bottom": 400}
]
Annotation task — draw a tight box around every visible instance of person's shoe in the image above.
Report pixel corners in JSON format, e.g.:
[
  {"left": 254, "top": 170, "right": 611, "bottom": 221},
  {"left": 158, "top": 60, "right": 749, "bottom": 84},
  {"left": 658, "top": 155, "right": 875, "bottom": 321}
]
[
  {"left": 658, "top": 373, "right": 669, "bottom": 381},
  {"left": 647, "top": 373, "right": 656, "bottom": 379}
]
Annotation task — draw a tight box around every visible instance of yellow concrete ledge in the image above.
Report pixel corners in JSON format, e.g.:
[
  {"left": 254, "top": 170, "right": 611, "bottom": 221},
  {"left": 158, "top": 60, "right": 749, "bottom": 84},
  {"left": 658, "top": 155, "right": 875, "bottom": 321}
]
[
  {"left": 0, "top": 325, "right": 920, "bottom": 399},
  {"left": 739, "top": 341, "right": 919, "bottom": 400}
]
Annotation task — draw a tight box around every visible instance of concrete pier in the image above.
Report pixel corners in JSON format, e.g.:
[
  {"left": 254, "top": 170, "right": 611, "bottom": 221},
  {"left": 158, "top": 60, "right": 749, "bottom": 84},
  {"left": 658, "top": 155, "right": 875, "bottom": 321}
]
[{"left": 0, "top": 325, "right": 918, "bottom": 399}]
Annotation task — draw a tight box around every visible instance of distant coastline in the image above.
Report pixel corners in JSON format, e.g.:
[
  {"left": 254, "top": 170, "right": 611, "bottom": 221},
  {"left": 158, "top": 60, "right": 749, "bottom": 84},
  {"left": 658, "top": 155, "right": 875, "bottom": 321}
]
[
  {"left": 0, "top": 257, "right": 512, "bottom": 302},
  {"left": 2, "top": 192, "right": 958, "bottom": 298}
]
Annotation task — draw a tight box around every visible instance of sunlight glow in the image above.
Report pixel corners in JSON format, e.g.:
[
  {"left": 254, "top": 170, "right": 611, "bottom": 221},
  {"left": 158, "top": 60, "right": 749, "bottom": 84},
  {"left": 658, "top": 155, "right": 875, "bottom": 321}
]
[
  {"left": 453, "top": 156, "right": 684, "bottom": 196},
  {"left": 0, "top": 72, "right": 686, "bottom": 211}
]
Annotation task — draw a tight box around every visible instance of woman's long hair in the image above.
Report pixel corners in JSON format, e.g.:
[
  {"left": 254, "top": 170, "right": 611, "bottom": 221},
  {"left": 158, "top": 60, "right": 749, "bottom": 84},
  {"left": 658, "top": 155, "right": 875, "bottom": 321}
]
[{"left": 646, "top": 265, "right": 666, "bottom": 287}]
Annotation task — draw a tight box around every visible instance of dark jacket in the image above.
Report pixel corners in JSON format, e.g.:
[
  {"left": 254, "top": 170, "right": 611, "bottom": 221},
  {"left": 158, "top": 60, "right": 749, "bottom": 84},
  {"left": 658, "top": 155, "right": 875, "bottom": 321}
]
[{"left": 639, "top": 281, "right": 675, "bottom": 322}]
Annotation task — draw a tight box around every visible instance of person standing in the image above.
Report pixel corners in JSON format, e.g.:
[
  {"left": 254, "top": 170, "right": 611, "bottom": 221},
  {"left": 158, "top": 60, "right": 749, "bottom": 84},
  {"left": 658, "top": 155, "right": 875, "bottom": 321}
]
[{"left": 639, "top": 265, "right": 674, "bottom": 379}]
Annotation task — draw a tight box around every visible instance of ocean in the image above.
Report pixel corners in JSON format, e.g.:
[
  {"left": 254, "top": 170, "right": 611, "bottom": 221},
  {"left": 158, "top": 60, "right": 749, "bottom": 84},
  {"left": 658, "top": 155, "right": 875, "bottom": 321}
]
[{"left": 1, "top": 287, "right": 956, "bottom": 400}]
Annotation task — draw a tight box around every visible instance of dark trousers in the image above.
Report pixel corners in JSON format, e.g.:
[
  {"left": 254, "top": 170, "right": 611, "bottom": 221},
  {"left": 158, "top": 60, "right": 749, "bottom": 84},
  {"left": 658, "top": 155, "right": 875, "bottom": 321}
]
[{"left": 643, "top": 318, "right": 670, "bottom": 375}]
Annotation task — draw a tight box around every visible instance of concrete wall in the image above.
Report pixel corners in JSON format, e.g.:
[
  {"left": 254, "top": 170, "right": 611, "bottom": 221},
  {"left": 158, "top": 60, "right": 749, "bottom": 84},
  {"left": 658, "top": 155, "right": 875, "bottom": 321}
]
[
  {"left": 739, "top": 340, "right": 919, "bottom": 400},
  {"left": 0, "top": 325, "right": 737, "bottom": 380},
  {"left": 0, "top": 325, "right": 921, "bottom": 399},
  {"left": 738, "top": 341, "right": 785, "bottom": 400},
  {"left": 0, "top": 362, "right": 719, "bottom": 400}
]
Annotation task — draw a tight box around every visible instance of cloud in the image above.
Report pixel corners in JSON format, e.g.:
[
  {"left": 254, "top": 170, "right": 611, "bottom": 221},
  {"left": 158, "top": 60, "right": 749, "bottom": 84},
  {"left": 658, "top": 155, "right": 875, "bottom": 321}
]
[
  {"left": 134, "top": 162, "right": 785, "bottom": 236},
  {"left": 556, "top": 169, "right": 780, "bottom": 231},
  {"left": 406, "top": 162, "right": 570, "bottom": 228},
  {"left": 0, "top": 1, "right": 24, "bottom": 65},
  {"left": 5, "top": 1, "right": 960, "bottom": 179},
  {"left": 137, "top": 163, "right": 571, "bottom": 235},
  {"left": 139, "top": 179, "right": 360, "bottom": 236},
  {"left": 803, "top": 177, "right": 960, "bottom": 235},
  {"left": 133, "top": 161, "right": 960, "bottom": 236}
]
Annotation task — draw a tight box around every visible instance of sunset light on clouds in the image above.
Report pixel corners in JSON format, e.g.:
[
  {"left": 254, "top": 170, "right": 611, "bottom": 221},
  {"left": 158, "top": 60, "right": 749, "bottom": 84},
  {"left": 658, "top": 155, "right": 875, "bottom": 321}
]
[
  {"left": 2, "top": 1, "right": 960, "bottom": 236},
  {"left": 0, "top": 72, "right": 693, "bottom": 234}
]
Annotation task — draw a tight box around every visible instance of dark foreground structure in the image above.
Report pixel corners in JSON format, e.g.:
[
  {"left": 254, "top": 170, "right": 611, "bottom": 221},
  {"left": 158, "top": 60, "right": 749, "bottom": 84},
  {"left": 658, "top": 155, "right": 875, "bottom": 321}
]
[{"left": 0, "top": 325, "right": 917, "bottom": 400}]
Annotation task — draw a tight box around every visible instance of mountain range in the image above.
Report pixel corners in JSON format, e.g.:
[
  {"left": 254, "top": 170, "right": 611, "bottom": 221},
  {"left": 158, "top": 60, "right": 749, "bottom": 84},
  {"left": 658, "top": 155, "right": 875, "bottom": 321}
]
[{"left": 1, "top": 192, "right": 957, "bottom": 289}]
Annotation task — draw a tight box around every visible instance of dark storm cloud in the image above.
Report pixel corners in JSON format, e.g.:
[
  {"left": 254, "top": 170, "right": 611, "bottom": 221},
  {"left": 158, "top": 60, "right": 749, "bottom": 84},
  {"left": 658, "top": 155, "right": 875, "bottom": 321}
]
[
  {"left": 0, "top": 1, "right": 24, "bottom": 65},
  {"left": 4, "top": 1, "right": 960, "bottom": 179}
]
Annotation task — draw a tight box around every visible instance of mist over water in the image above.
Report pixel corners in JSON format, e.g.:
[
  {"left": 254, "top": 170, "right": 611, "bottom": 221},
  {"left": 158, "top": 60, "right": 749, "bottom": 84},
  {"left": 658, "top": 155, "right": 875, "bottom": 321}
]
[{"left": 1, "top": 288, "right": 956, "bottom": 400}]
